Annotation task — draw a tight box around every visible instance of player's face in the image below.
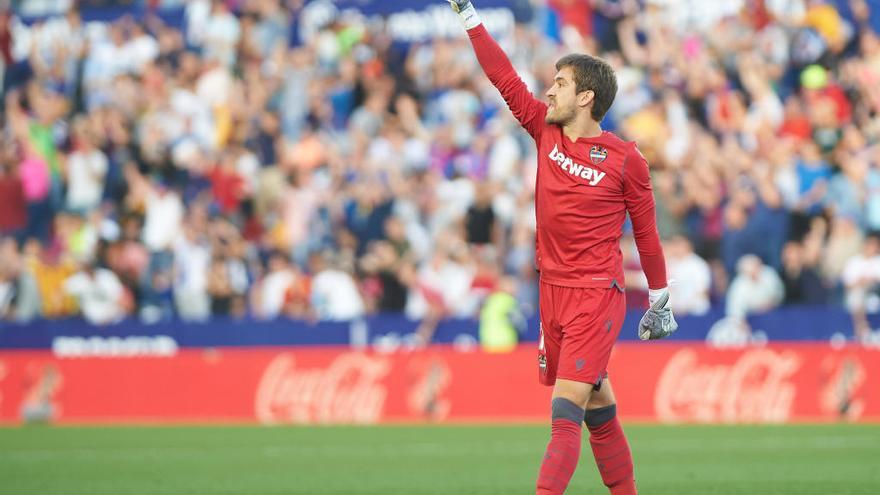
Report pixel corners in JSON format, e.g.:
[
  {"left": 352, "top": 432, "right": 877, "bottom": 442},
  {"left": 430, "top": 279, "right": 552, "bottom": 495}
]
[
  {"left": 545, "top": 67, "right": 577, "bottom": 125},
  {"left": 545, "top": 66, "right": 595, "bottom": 125}
]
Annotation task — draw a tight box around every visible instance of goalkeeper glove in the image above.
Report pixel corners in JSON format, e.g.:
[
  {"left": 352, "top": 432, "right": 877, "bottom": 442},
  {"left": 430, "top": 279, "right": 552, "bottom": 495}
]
[
  {"left": 447, "top": 0, "right": 482, "bottom": 30},
  {"left": 638, "top": 288, "right": 678, "bottom": 340}
]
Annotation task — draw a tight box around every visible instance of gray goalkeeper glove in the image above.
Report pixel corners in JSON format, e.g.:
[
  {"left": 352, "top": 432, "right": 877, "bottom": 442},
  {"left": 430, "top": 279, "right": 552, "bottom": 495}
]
[
  {"left": 638, "top": 288, "right": 678, "bottom": 340},
  {"left": 447, "top": 0, "right": 482, "bottom": 29}
]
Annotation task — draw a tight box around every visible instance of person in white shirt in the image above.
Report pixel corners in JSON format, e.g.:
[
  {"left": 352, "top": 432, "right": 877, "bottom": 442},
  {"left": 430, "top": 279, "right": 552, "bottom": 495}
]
[
  {"left": 666, "top": 235, "right": 712, "bottom": 316},
  {"left": 173, "top": 225, "right": 211, "bottom": 321},
  {"left": 310, "top": 252, "right": 365, "bottom": 322},
  {"left": 841, "top": 234, "right": 880, "bottom": 342},
  {"left": 64, "top": 264, "right": 127, "bottom": 325},
  {"left": 122, "top": 22, "right": 160, "bottom": 75},
  {"left": 254, "top": 252, "right": 299, "bottom": 320},
  {"left": 82, "top": 23, "right": 128, "bottom": 108},
  {"left": 726, "top": 254, "right": 785, "bottom": 320},
  {"left": 202, "top": 1, "right": 241, "bottom": 67},
  {"left": 66, "top": 124, "right": 108, "bottom": 213},
  {"left": 142, "top": 181, "right": 184, "bottom": 253}
]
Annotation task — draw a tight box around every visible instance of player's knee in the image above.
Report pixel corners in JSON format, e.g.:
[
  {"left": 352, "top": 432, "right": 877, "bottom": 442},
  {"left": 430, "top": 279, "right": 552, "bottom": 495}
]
[
  {"left": 551, "top": 397, "right": 585, "bottom": 424},
  {"left": 584, "top": 403, "right": 616, "bottom": 428},
  {"left": 552, "top": 379, "right": 592, "bottom": 408}
]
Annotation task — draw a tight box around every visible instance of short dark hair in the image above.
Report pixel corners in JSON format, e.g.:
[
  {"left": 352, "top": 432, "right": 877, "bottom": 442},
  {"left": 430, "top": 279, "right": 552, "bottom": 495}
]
[{"left": 555, "top": 54, "right": 618, "bottom": 122}]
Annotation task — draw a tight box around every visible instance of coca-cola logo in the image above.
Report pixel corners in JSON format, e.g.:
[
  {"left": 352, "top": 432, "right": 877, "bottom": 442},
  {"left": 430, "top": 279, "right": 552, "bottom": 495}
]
[
  {"left": 654, "top": 348, "right": 800, "bottom": 423},
  {"left": 255, "top": 353, "right": 390, "bottom": 424}
]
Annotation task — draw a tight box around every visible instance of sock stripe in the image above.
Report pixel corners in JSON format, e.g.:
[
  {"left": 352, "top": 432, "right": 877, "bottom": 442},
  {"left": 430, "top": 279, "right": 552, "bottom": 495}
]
[
  {"left": 596, "top": 447, "right": 631, "bottom": 463},
  {"left": 600, "top": 459, "right": 633, "bottom": 475},
  {"left": 552, "top": 397, "right": 585, "bottom": 424},
  {"left": 584, "top": 404, "right": 617, "bottom": 427}
]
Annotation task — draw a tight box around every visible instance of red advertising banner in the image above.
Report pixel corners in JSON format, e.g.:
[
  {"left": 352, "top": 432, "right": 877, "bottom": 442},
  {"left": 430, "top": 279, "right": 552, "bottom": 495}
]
[{"left": 0, "top": 343, "right": 877, "bottom": 424}]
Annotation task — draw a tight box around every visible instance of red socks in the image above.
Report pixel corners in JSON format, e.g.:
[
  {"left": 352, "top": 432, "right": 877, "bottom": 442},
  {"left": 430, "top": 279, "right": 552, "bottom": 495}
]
[
  {"left": 586, "top": 405, "right": 637, "bottom": 495},
  {"left": 536, "top": 401, "right": 637, "bottom": 495},
  {"left": 536, "top": 398, "right": 584, "bottom": 495}
]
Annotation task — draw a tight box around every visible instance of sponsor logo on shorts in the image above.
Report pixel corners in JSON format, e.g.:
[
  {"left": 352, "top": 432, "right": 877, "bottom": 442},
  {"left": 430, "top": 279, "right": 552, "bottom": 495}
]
[
  {"left": 605, "top": 320, "right": 613, "bottom": 332},
  {"left": 575, "top": 358, "right": 586, "bottom": 371}
]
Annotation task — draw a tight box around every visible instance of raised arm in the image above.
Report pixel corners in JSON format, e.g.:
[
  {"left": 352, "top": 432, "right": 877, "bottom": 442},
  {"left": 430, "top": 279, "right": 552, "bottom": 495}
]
[{"left": 449, "top": 0, "right": 547, "bottom": 140}]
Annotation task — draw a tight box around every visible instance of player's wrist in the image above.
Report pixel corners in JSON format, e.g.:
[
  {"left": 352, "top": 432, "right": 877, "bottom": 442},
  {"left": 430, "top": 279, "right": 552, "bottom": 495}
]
[
  {"left": 451, "top": 1, "right": 481, "bottom": 30},
  {"left": 648, "top": 287, "right": 670, "bottom": 309}
]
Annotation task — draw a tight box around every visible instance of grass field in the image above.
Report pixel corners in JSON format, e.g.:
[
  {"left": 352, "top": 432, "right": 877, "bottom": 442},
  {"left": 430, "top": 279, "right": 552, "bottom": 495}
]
[{"left": 1, "top": 424, "right": 878, "bottom": 494}]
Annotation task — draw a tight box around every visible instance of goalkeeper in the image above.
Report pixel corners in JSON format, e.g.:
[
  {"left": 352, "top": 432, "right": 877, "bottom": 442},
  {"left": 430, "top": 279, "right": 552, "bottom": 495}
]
[{"left": 446, "top": 1, "right": 677, "bottom": 494}]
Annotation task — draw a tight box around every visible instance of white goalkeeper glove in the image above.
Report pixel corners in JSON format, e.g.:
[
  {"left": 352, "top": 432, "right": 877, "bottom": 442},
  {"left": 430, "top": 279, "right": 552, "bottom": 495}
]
[
  {"left": 638, "top": 288, "right": 678, "bottom": 340},
  {"left": 447, "top": 0, "right": 482, "bottom": 30}
]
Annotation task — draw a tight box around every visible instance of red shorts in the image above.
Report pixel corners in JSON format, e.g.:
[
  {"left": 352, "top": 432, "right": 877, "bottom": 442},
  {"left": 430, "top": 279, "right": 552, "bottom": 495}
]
[{"left": 537, "top": 280, "right": 626, "bottom": 386}]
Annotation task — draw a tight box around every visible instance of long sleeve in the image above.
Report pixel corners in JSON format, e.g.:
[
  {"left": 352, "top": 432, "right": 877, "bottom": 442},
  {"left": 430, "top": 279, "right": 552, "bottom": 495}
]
[
  {"left": 623, "top": 145, "right": 668, "bottom": 290},
  {"left": 467, "top": 24, "right": 547, "bottom": 140}
]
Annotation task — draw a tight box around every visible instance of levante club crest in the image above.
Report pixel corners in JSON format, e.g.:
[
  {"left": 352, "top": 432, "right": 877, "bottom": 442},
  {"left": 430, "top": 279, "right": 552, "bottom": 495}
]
[{"left": 589, "top": 146, "right": 608, "bottom": 164}]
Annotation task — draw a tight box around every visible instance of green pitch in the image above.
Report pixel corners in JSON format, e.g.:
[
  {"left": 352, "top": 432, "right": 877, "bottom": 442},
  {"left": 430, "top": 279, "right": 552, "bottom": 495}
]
[{"left": 1, "top": 424, "right": 878, "bottom": 494}]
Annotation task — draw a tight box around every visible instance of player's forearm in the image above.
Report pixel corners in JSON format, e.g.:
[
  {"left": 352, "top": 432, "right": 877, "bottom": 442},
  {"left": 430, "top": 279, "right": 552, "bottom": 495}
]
[
  {"left": 467, "top": 24, "right": 517, "bottom": 86},
  {"left": 638, "top": 251, "right": 667, "bottom": 291},
  {"left": 467, "top": 23, "right": 545, "bottom": 134},
  {"left": 630, "top": 213, "right": 668, "bottom": 290},
  {"left": 451, "top": 0, "right": 544, "bottom": 137},
  {"left": 451, "top": 0, "right": 521, "bottom": 101}
]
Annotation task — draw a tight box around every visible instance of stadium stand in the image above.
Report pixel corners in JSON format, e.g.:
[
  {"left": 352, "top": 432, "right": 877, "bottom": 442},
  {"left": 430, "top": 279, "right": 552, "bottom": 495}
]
[{"left": 1, "top": 0, "right": 880, "bottom": 345}]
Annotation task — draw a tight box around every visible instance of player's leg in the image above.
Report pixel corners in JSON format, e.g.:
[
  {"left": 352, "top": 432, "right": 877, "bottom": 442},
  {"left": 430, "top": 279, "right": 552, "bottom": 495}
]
[
  {"left": 536, "top": 284, "right": 595, "bottom": 495},
  {"left": 536, "top": 378, "right": 594, "bottom": 495},
  {"left": 535, "top": 283, "right": 592, "bottom": 495},
  {"left": 585, "top": 378, "right": 637, "bottom": 495}
]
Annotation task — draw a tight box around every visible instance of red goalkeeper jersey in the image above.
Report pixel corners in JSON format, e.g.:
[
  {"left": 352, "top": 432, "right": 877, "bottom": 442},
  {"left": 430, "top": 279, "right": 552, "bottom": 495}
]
[{"left": 467, "top": 25, "right": 667, "bottom": 290}]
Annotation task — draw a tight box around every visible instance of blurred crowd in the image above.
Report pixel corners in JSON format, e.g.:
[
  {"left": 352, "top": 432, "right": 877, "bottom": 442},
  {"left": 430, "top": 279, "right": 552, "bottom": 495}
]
[{"left": 0, "top": 0, "right": 879, "bottom": 341}]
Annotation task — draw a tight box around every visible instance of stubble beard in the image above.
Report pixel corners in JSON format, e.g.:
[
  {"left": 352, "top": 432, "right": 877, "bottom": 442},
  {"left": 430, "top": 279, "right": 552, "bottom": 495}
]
[{"left": 545, "top": 105, "right": 575, "bottom": 126}]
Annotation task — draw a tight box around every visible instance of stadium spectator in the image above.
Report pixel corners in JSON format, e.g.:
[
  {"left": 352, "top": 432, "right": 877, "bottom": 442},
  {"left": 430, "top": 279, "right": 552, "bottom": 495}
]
[
  {"left": 0, "top": 8, "right": 12, "bottom": 90},
  {"left": 826, "top": 152, "right": 872, "bottom": 224},
  {"left": 0, "top": 237, "right": 39, "bottom": 321},
  {"left": 464, "top": 181, "right": 500, "bottom": 247},
  {"left": 200, "top": 0, "right": 242, "bottom": 67},
  {"left": 173, "top": 223, "right": 212, "bottom": 321},
  {"left": 665, "top": 235, "right": 711, "bottom": 316},
  {"left": 781, "top": 240, "right": 828, "bottom": 305},
  {"left": 478, "top": 275, "right": 525, "bottom": 353},
  {"left": 23, "top": 238, "right": 76, "bottom": 319},
  {"left": 309, "top": 251, "right": 365, "bottom": 321},
  {"left": 106, "top": 215, "right": 149, "bottom": 300},
  {"left": 822, "top": 215, "right": 864, "bottom": 283},
  {"left": 726, "top": 254, "right": 785, "bottom": 320},
  {"left": 409, "top": 233, "right": 478, "bottom": 344},
  {"left": 794, "top": 141, "right": 832, "bottom": 216},
  {"left": 63, "top": 262, "right": 128, "bottom": 325},
  {"left": 252, "top": 251, "right": 302, "bottom": 320},
  {"left": 65, "top": 119, "right": 109, "bottom": 214},
  {"left": 0, "top": 239, "right": 17, "bottom": 318},
  {"left": 0, "top": 143, "right": 27, "bottom": 237},
  {"left": 206, "top": 256, "right": 236, "bottom": 316},
  {"left": 359, "top": 239, "right": 410, "bottom": 314},
  {"left": 842, "top": 233, "right": 880, "bottom": 342}
]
